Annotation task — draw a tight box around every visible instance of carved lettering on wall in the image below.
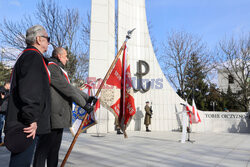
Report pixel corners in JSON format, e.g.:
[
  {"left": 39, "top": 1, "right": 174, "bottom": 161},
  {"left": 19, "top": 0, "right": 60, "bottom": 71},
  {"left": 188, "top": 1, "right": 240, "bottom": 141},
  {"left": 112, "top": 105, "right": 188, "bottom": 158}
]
[{"left": 204, "top": 113, "right": 248, "bottom": 119}]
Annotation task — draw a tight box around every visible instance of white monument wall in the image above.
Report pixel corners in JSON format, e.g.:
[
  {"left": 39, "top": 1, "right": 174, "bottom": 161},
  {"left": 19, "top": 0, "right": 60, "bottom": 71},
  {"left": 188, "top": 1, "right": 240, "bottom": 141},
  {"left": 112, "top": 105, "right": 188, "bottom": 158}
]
[
  {"left": 192, "top": 111, "right": 250, "bottom": 133},
  {"left": 88, "top": 0, "right": 116, "bottom": 133},
  {"left": 88, "top": 0, "right": 184, "bottom": 133},
  {"left": 88, "top": 0, "right": 250, "bottom": 134},
  {"left": 117, "top": 0, "right": 184, "bottom": 132}
]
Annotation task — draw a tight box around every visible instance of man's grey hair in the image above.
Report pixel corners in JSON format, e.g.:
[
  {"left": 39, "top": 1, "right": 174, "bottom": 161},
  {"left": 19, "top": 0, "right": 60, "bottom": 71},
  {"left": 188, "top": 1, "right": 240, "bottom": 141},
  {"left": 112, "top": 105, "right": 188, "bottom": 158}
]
[
  {"left": 52, "top": 47, "right": 65, "bottom": 58},
  {"left": 25, "top": 25, "right": 46, "bottom": 45}
]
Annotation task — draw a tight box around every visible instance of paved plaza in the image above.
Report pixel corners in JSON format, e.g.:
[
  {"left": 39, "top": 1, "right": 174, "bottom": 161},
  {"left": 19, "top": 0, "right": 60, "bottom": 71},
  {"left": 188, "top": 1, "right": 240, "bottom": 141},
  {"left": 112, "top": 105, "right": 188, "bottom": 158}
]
[{"left": 0, "top": 131, "right": 250, "bottom": 167}]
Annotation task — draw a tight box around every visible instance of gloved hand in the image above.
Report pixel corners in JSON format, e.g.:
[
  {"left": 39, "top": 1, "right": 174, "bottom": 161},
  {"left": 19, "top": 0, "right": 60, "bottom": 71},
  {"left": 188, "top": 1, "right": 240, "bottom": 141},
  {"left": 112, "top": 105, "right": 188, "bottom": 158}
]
[
  {"left": 87, "top": 96, "right": 98, "bottom": 105},
  {"left": 83, "top": 103, "right": 94, "bottom": 114}
]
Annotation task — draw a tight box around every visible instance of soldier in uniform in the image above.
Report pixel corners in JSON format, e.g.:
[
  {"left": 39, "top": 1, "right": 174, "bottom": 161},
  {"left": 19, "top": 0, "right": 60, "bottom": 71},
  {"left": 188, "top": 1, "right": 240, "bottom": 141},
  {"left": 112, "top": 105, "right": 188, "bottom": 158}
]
[{"left": 144, "top": 101, "right": 152, "bottom": 132}]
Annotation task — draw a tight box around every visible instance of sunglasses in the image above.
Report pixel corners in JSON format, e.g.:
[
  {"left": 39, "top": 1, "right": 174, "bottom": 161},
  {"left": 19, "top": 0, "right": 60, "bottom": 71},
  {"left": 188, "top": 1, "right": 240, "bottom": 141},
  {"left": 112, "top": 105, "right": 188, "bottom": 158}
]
[{"left": 40, "top": 36, "right": 50, "bottom": 43}]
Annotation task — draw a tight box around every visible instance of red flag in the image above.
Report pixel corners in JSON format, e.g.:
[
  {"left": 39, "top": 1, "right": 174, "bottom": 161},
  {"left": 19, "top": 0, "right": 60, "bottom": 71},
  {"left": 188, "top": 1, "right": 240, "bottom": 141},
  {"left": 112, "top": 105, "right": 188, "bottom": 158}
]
[
  {"left": 119, "top": 45, "right": 136, "bottom": 131},
  {"left": 101, "top": 58, "right": 122, "bottom": 117},
  {"left": 100, "top": 44, "right": 136, "bottom": 136}
]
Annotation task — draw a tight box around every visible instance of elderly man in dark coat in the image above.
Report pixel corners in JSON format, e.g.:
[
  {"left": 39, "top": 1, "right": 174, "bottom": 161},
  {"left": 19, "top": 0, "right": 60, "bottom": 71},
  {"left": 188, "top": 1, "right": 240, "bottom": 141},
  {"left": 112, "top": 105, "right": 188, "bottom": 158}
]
[
  {"left": 144, "top": 101, "right": 152, "bottom": 132},
  {"left": 33, "top": 47, "right": 95, "bottom": 167},
  {"left": 4, "top": 25, "right": 51, "bottom": 167}
]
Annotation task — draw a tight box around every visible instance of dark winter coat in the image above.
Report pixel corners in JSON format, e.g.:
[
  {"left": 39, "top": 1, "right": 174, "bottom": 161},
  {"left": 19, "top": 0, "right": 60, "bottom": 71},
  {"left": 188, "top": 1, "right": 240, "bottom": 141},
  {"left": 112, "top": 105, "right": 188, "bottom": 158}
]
[
  {"left": 5, "top": 46, "right": 51, "bottom": 135},
  {"left": 48, "top": 58, "right": 89, "bottom": 129},
  {"left": 144, "top": 105, "right": 152, "bottom": 125},
  {"left": 0, "top": 87, "right": 9, "bottom": 115}
]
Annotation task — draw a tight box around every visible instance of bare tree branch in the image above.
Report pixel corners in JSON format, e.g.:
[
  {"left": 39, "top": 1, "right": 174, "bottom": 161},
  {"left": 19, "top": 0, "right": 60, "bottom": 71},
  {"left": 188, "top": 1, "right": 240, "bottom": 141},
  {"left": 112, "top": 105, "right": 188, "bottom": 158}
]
[
  {"left": 160, "top": 30, "right": 211, "bottom": 97},
  {"left": 216, "top": 33, "right": 250, "bottom": 112},
  {"left": 0, "top": 0, "right": 90, "bottom": 83}
]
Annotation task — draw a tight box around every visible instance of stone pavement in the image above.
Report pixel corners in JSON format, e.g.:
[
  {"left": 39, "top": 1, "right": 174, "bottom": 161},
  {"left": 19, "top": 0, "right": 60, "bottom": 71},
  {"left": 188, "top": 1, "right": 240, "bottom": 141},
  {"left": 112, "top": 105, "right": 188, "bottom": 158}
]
[{"left": 0, "top": 131, "right": 250, "bottom": 167}]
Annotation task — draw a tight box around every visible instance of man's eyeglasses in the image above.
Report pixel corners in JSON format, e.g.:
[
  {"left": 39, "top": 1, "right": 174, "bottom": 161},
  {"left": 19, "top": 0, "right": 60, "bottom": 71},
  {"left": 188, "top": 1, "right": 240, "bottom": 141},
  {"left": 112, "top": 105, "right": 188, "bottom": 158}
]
[{"left": 40, "top": 36, "right": 50, "bottom": 43}]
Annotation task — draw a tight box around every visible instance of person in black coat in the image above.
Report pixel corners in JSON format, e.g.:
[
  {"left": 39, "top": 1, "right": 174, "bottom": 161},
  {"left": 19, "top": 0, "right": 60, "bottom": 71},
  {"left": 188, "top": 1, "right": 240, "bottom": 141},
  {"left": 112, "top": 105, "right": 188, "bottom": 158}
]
[
  {"left": 144, "top": 101, "right": 152, "bottom": 132},
  {"left": 33, "top": 47, "right": 95, "bottom": 167},
  {"left": 4, "top": 25, "right": 51, "bottom": 167},
  {"left": 0, "top": 81, "right": 10, "bottom": 146}
]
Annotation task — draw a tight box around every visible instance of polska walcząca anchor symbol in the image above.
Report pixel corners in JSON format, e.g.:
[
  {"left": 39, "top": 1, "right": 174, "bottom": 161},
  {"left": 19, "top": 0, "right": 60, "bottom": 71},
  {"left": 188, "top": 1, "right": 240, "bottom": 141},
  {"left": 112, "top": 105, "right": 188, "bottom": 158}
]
[{"left": 133, "top": 60, "right": 151, "bottom": 93}]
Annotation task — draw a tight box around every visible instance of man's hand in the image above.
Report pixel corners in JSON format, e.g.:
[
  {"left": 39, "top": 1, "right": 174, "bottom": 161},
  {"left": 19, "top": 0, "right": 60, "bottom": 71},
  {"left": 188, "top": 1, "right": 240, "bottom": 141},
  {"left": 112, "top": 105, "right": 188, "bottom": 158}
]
[
  {"left": 23, "top": 122, "right": 37, "bottom": 139},
  {"left": 1, "top": 93, "right": 4, "bottom": 99},
  {"left": 83, "top": 103, "right": 94, "bottom": 114},
  {"left": 87, "top": 96, "right": 98, "bottom": 105}
]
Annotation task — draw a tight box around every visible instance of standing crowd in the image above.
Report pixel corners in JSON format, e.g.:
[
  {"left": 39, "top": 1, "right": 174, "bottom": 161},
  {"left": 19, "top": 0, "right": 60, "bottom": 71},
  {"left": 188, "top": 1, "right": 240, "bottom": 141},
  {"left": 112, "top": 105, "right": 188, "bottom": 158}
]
[
  {"left": 1, "top": 25, "right": 96, "bottom": 167},
  {"left": 0, "top": 24, "right": 153, "bottom": 167}
]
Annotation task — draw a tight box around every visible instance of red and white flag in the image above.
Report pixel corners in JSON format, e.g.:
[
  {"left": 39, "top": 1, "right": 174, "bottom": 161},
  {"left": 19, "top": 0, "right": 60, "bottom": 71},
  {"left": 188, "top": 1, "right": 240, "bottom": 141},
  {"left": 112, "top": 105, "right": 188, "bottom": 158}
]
[
  {"left": 100, "top": 44, "right": 136, "bottom": 135},
  {"left": 100, "top": 55, "right": 122, "bottom": 118},
  {"left": 118, "top": 45, "right": 136, "bottom": 131},
  {"left": 191, "top": 99, "right": 201, "bottom": 124},
  {"left": 185, "top": 101, "right": 193, "bottom": 124},
  {"left": 83, "top": 82, "right": 101, "bottom": 120},
  {"left": 185, "top": 99, "right": 201, "bottom": 124}
]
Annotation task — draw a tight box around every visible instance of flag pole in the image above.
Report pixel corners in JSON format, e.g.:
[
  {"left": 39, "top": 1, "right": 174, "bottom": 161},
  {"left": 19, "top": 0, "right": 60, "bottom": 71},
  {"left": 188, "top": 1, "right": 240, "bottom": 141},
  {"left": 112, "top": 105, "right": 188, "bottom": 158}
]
[
  {"left": 60, "top": 28, "right": 135, "bottom": 167},
  {"left": 95, "top": 28, "right": 135, "bottom": 98}
]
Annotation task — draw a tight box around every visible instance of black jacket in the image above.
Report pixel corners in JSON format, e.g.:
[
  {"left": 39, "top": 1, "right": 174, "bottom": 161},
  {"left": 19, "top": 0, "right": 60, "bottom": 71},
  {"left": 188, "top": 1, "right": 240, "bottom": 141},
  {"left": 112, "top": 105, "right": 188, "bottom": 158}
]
[
  {"left": 48, "top": 58, "right": 89, "bottom": 129},
  {"left": 0, "top": 86, "right": 9, "bottom": 115},
  {"left": 5, "top": 46, "right": 51, "bottom": 135}
]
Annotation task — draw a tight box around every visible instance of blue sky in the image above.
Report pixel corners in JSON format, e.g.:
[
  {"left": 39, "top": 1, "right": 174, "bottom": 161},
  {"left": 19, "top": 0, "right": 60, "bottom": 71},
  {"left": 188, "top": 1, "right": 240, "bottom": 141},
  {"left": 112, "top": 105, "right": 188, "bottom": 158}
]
[
  {"left": 146, "top": 0, "right": 250, "bottom": 50},
  {"left": 0, "top": 0, "right": 249, "bottom": 50}
]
